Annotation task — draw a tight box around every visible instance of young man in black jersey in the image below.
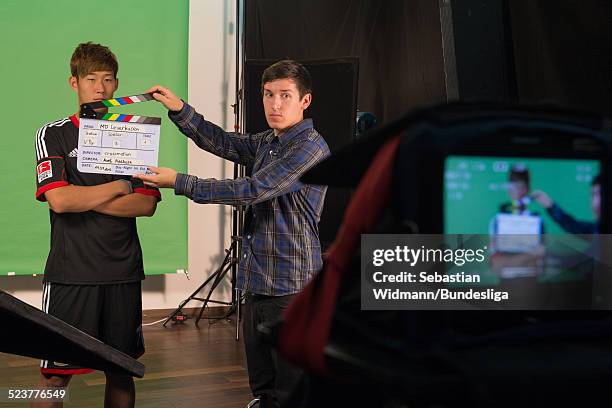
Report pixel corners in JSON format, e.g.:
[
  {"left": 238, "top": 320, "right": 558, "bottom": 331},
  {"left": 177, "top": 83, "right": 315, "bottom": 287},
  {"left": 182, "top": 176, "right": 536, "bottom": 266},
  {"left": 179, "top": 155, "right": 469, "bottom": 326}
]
[{"left": 33, "top": 42, "right": 161, "bottom": 408}]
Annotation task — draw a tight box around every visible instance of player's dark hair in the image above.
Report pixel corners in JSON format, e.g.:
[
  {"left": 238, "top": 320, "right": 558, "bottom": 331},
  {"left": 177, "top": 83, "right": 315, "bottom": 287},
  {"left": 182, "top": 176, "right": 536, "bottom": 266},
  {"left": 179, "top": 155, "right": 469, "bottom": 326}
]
[
  {"left": 70, "top": 42, "right": 118, "bottom": 79},
  {"left": 509, "top": 164, "right": 530, "bottom": 187}
]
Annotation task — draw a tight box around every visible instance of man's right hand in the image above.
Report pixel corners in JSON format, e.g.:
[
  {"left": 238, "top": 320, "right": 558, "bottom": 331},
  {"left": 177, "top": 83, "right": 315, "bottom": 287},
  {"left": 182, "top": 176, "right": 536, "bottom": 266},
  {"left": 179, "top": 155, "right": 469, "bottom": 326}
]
[
  {"left": 531, "top": 190, "right": 553, "bottom": 209},
  {"left": 146, "top": 85, "right": 184, "bottom": 112}
]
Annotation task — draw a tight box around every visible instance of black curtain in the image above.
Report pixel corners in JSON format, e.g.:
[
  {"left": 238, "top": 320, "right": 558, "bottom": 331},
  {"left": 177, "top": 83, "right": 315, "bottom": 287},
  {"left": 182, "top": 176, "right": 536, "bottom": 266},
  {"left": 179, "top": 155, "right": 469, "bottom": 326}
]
[
  {"left": 246, "top": 0, "right": 612, "bottom": 118},
  {"left": 509, "top": 0, "right": 612, "bottom": 116},
  {"left": 245, "top": 0, "right": 447, "bottom": 124}
]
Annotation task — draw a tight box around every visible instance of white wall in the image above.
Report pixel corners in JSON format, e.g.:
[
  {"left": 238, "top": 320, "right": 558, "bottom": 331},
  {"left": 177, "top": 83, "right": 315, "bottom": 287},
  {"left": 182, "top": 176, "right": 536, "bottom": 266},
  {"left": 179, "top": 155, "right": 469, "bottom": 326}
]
[
  {"left": 141, "top": 0, "right": 238, "bottom": 310},
  {"left": 3, "top": 0, "right": 238, "bottom": 311}
]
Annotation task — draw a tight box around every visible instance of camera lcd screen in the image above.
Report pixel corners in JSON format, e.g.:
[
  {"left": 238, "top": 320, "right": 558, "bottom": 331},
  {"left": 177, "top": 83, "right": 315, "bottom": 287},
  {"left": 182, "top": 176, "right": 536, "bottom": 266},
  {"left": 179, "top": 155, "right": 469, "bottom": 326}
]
[
  {"left": 443, "top": 155, "right": 602, "bottom": 291},
  {"left": 444, "top": 156, "right": 600, "bottom": 235}
]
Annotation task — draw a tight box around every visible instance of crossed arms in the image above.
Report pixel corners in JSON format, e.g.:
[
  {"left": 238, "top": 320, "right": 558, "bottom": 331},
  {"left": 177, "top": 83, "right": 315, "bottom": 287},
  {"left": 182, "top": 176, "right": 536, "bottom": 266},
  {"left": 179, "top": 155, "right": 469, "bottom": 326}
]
[{"left": 45, "top": 180, "right": 157, "bottom": 217}]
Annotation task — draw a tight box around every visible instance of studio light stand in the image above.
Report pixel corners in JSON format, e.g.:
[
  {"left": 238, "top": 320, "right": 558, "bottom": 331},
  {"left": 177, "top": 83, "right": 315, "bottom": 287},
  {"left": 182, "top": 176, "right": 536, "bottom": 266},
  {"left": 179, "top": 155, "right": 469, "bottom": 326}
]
[
  {"left": 164, "top": 0, "right": 246, "bottom": 343},
  {"left": 162, "top": 238, "right": 237, "bottom": 327}
]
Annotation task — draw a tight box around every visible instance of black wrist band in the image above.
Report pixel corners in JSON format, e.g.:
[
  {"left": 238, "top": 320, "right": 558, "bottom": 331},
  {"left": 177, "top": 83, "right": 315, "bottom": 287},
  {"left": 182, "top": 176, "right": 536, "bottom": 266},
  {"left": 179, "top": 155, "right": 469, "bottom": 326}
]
[{"left": 122, "top": 179, "right": 133, "bottom": 194}]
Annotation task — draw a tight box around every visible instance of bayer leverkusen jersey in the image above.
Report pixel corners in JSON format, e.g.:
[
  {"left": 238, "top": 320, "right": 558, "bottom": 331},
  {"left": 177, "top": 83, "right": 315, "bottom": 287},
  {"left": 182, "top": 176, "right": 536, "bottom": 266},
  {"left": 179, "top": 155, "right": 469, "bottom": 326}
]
[{"left": 35, "top": 115, "right": 161, "bottom": 284}]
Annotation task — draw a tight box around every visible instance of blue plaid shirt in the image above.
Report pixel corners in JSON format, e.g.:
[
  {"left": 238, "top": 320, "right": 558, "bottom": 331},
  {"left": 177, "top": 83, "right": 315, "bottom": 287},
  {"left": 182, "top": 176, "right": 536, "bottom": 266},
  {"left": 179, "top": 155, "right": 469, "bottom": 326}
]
[{"left": 170, "top": 103, "right": 330, "bottom": 296}]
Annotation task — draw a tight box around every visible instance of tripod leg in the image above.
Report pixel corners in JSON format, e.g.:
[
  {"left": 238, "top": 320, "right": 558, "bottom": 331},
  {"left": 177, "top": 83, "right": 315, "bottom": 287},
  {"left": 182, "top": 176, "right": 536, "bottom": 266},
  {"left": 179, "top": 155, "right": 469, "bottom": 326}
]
[
  {"left": 235, "top": 287, "right": 241, "bottom": 341},
  {"left": 195, "top": 257, "right": 233, "bottom": 325},
  {"left": 162, "top": 269, "right": 223, "bottom": 327},
  {"left": 209, "top": 261, "right": 240, "bottom": 316}
]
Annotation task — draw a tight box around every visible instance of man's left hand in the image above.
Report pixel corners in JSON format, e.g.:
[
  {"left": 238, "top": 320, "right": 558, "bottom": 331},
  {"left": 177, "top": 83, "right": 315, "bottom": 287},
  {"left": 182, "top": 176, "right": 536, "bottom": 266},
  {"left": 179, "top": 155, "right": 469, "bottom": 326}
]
[{"left": 134, "top": 166, "right": 177, "bottom": 188}]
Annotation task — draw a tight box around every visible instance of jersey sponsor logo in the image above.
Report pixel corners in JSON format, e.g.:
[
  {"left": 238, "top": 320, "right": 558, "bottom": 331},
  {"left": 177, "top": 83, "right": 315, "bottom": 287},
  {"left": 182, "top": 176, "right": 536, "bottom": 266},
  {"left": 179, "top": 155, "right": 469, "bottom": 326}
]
[
  {"left": 68, "top": 148, "right": 78, "bottom": 158},
  {"left": 37, "top": 160, "right": 53, "bottom": 183}
]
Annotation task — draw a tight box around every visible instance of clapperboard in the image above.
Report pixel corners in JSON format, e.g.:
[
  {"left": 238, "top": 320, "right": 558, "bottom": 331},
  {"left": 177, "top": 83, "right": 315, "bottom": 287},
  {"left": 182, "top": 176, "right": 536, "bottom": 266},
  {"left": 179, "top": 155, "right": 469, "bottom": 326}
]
[{"left": 78, "top": 93, "right": 160, "bottom": 176}]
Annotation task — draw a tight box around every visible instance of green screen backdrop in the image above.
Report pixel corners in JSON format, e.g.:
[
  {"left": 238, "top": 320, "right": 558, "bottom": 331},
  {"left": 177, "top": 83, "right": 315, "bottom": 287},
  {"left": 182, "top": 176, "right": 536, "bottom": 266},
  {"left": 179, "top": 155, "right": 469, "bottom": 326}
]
[
  {"left": 0, "top": 0, "right": 188, "bottom": 275},
  {"left": 444, "top": 156, "right": 600, "bottom": 234}
]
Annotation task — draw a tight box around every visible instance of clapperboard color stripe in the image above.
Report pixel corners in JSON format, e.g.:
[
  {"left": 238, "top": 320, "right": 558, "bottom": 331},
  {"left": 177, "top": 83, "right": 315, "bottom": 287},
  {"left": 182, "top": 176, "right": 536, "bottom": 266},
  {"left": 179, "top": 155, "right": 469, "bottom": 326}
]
[{"left": 83, "top": 93, "right": 161, "bottom": 124}]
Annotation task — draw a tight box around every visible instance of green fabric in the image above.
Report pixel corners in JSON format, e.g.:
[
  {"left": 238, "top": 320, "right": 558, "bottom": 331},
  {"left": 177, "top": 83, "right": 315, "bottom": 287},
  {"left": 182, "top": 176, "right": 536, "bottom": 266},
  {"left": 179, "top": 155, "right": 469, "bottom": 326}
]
[{"left": 0, "top": 0, "right": 189, "bottom": 275}]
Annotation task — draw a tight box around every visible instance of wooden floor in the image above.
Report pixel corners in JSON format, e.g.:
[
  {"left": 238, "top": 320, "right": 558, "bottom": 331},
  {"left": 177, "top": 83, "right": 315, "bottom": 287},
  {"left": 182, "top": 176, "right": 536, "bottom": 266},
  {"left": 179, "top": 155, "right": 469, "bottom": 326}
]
[{"left": 0, "top": 308, "right": 253, "bottom": 407}]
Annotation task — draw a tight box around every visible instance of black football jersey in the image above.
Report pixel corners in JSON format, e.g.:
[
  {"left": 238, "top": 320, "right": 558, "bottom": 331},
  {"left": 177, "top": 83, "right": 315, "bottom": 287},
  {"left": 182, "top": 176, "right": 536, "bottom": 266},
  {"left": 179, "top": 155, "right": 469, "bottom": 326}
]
[{"left": 35, "top": 115, "right": 161, "bottom": 284}]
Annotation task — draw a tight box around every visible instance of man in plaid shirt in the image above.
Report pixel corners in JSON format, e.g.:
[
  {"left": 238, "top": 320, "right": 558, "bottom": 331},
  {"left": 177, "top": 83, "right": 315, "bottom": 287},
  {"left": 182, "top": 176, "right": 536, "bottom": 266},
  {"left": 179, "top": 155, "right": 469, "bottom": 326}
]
[{"left": 137, "top": 60, "right": 330, "bottom": 407}]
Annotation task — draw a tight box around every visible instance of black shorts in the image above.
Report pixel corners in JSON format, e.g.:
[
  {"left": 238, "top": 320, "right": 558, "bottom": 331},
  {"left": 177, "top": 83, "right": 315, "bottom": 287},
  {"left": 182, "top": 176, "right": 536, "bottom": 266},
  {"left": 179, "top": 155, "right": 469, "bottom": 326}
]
[{"left": 40, "top": 282, "right": 144, "bottom": 376}]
